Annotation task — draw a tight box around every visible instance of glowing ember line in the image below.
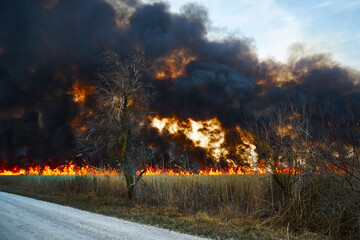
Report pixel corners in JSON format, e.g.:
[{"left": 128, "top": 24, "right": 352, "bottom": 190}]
[
  {"left": 0, "top": 163, "right": 346, "bottom": 176},
  {"left": 0, "top": 162, "right": 117, "bottom": 176}
]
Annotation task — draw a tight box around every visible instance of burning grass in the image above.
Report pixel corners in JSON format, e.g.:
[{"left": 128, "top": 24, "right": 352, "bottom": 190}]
[{"left": 0, "top": 174, "right": 358, "bottom": 239}]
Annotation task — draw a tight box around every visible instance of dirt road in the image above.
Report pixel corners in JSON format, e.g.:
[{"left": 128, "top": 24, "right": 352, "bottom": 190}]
[{"left": 0, "top": 191, "right": 208, "bottom": 240}]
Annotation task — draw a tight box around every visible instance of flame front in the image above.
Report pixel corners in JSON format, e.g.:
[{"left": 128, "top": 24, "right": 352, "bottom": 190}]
[
  {"left": 0, "top": 162, "right": 116, "bottom": 176},
  {"left": 136, "top": 163, "right": 345, "bottom": 176},
  {"left": 151, "top": 116, "right": 228, "bottom": 160},
  {"left": 0, "top": 162, "right": 345, "bottom": 176}
]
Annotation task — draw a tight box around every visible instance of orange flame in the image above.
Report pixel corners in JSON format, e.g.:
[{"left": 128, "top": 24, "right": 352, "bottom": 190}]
[
  {"left": 72, "top": 82, "right": 94, "bottom": 103},
  {"left": 0, "top": 162, "right": 117, "bottom": 176},
  {"left": 0, "top": 162, "right": 276, "bottom": 176},
  {"left": 155, "top": 49, "right": 196, "bottom": 79},
  {"left": 136, "top": 163, "right": 345, "bottom": 176},
  {"left": 150, "top": 116, "right": 228, "bottom": 161},
  {"left": 137, "top": 166, "right": 194, "bottom": 176},
  {"left": 0, "top": 162, "right": 346, "bottom": 176}
]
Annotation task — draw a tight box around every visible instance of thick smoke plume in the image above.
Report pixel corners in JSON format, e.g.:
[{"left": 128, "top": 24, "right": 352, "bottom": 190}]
[{"left": 0, "top": 0, "right": 359, "bottom": 168}]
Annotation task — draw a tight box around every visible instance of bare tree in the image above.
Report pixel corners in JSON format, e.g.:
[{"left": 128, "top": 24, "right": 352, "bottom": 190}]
[
  {"left": 252, "top": 100, "right": 360, "bottom": 194},
  {"left": 251, "top": 106, "right": 310, "bottom": 194},
  {"left": 79, "top": 49, "right": 152, "bottom": 200},
  {"left": 299, "top": 102, "right": 360, "bottom": 193}
]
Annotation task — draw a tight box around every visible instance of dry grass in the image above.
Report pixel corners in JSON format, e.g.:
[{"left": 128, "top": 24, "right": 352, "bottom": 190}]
[
  {"left": 0, "top": 174, "right": 358, "bottom": 239},
  {"left": 136, "top": 175, "right": 274, "bottom": 216}
]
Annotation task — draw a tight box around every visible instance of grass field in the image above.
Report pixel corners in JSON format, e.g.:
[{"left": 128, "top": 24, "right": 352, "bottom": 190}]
[{"left": 0, "top": 174, "right": 358, "bottom": 239}]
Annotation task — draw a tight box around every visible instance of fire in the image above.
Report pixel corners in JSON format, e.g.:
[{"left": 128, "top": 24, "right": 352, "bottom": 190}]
[
  {"left": 0, "top": 162, "right": 117, "bottom": 176},
  {"left": 198, "top": 163, "right": 301, "bottom": 175},
  {"left": 150, "top": 116, "right": 228, "bottom": 160},
  {"left": 70, "top": 82, "right": 95, "bottom": 132},
  {"left": 136, "top": 163, "right": 345, "bottom": 176},
  {"left": 72, "top": 82, "right": 94, "bottom": 103},
  {"left": 0, "top": 162, "right": 345, "bottom": 176},
  {"left": 199, "top": 165, "right": 268, "bottom": 175},
  {"left": 137, "top": 166, "right": 193, "bottom": 176},
  {"left": 155, "top": 49, "right": 196, "bottom": 79},
  {"left": 235, "top": 126, "right": 258, "bottom": 167},
  {"left": 151, "top": 116, "right": 263, "bottom": 165}
]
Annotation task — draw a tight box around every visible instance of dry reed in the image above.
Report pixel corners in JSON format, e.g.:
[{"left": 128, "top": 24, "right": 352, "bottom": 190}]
[{"left": 0, "top": 174, "right": 358, "bottom": 239}]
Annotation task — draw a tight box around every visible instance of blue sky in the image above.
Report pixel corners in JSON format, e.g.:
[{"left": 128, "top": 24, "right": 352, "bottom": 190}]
[{"left": 144, "top": 0, "right": 360, "bottom": 70}]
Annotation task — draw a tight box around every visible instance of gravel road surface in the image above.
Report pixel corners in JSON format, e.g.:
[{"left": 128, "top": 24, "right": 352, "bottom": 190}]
[{"left": 0, "top": 191, "right": 208, "bottom": 240}]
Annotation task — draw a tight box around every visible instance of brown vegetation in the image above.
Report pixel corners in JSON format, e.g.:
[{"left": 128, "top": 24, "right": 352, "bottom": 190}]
[
  {"left": 1, "top": 174, "right": 358, "bottom": 239},
  {"left": 77, "top": 50, "right": 152, "bottom": 200}
]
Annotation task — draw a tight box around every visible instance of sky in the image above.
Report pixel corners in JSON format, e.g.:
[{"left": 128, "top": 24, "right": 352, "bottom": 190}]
[{"left": 144, "top": 0, "right": 360, "bottom": 70}]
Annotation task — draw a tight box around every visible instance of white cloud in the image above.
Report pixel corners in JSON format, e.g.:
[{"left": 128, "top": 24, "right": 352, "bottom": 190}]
[
  {"left": 144, "top": 0, "right": 303, "bottom": 62},
  {"left": 203, "top": 0, "right": 304, "bottom": 62},
  {"left": 142, "top": 0, "right": 360, "bottom": 69}
]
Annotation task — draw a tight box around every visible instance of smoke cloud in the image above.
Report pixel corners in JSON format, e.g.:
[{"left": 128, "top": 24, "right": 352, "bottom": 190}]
[{"left": 0, "top": 0, "right": 359, "bottom": 167}]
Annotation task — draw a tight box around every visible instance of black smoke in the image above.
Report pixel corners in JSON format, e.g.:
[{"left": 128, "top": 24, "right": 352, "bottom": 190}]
[
  {"left": 0, "top": 0, "right": 359, "bottom": 168},
  {"left": 0, "top": 0, "right": 120, "bottom": 166}
]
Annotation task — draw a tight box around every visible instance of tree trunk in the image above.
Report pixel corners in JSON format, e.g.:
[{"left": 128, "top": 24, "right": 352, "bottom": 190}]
[
  {"left": 125, "top": 174, "right": 135, "bottom": 201},
  {"left": 119, "top": 132, "right": 136, "bottom": 201}
]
